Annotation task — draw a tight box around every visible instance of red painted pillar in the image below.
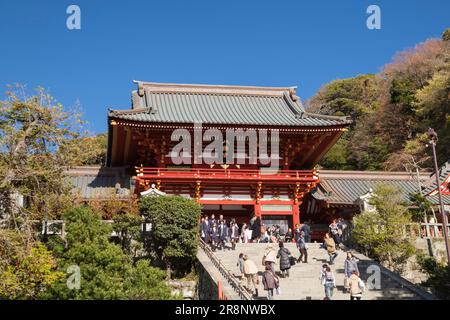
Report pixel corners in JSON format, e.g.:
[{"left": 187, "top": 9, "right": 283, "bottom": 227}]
[
  {"left": 292, "top": 203, "right": 300, "bottom": 227},
  {"left": 218, "top": 281, "right": 223, "bottom": 300},
  {"left": 254, "top": 203, "right": 261, "bottom": 217},
  {"left": 254, "top": 203, "right": 262, "bottom": 226}
]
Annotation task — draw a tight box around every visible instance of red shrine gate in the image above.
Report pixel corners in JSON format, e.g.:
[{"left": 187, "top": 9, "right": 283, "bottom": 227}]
[{"left": 107, "top": 81, "right": 351, "bottom": 228}]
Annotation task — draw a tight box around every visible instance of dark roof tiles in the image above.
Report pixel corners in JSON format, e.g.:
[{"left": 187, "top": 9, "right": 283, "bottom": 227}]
[
  {"left": 312, "top": 170, "right": 432, "bottom": 204},
  {"left": 108, "top": 81, "right": 351, "bottom": 127}
]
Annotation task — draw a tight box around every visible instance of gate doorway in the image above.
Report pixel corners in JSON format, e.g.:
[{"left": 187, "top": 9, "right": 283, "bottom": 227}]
[{"left": 201, "top": 204, "right": 254, "bottom": 226}]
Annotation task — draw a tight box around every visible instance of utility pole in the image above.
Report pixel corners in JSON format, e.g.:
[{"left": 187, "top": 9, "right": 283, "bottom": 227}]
[{"left": 428, "top": 128, "right": 450, "bottom": 264}]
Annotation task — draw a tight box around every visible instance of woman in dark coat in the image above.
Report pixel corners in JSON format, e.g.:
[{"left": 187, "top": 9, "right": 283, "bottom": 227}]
[{"left": 276, "top": 241, "right": 291, "bottom": 278}]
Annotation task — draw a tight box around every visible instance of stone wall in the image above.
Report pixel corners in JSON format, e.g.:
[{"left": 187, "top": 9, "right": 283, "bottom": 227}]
[
  {"left": 197, "top": 261, "right": 219, "bottom": 300},
  {"left": 402, "top": 238, "right": 448, "bottom": 285},
  {"left": 168, "top": 280, "right": 197, "bottom": 300}
]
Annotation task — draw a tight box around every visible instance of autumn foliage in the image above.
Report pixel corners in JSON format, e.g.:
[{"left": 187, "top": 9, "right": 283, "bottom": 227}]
[{"left": 308, "top": 29, "right": 450, "bottom": 171}]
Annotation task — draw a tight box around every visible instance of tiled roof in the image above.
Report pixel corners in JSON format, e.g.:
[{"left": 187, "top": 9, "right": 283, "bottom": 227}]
[
  {"left": 66, "top": 167, "right": 134, "bottom": 199},
  {"left": 312, "top": 170, "right": 432, "bottom": 204},
  {"left": 108, "top": 81, "right": 351, "bottom": 127},
  {"left": 422, "top": 160, "right": 450, "bottom": 195},
  {"left": 427, "top": 194, "right": 450, "bottom": 205}
]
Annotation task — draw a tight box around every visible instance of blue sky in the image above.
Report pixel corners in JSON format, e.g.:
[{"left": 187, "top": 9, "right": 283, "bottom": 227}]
[{"left": 0, "top": 0, "right": 449, "bottom": 133}]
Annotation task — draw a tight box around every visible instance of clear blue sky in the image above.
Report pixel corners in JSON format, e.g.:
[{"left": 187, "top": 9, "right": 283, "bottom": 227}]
[{"left": 0, "top": 0, "right": 449, "bottom": 133}]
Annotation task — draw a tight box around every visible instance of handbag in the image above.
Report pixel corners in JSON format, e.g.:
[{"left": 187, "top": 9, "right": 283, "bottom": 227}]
[
  {"left": 344, "top": 276, "right": 350, "bottom": 289},
  {"left": 289, "top": 256, "right": 296, "bottom": 266},
  {"left": 275, "top": 286, "right": 281, "bottom": 295}
]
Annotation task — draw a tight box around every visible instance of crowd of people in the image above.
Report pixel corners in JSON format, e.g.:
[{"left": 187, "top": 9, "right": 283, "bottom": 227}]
[
  {"left": 200, "top": 214, "right": 364, "bottom": 300},
  {"left": 200, "top": 213, "right": 316, "bottom": 251},
  {"left": 200, "top": 214, "right": 255, "bottom": 251},
  {"left": 234, "top": 239, "right": 364, "bottom": 300}
]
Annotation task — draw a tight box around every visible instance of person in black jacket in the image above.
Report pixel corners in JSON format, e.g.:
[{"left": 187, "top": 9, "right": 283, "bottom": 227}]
[
  {"left": 284, "top": 228, "right": 293, "bottom": 243},
  {"left": 210, "top": 223, "right": 219, "bottom": 251},
  {"left": 210, "top": 214, "right": 217, "bottom": 226},
  {"left": 228, "top": 219, "right": 240, "bottom": 250},
  {"left": 218, "top": 220, "right": 228, "bottom": 250},
  {"left": 251, "top": 216, "right": 261, "bottom": 242},
  {"left": 300, "top": 221, "right": 311, "bottom": 243},
  {"left": 201, "top": 216, "right": 210, "bottom": 243}
]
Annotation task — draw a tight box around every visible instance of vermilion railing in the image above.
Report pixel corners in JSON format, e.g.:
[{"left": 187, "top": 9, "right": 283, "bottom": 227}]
[{"left": 135, "top": 167, "right": 319, "bottom": 183}]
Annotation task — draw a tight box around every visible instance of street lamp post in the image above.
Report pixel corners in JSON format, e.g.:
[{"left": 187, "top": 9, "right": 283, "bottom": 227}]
[{"left": 428, "top": 128, "right": 450, "bottom": 264}]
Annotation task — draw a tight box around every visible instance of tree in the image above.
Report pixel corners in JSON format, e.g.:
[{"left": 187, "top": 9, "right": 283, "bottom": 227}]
[
  {"left": 125, "top": 260, "right": 175, "bottom": 300},
  {"left": 59, "top": 133, "right": 107, "bottom": 166},
  {"left": 417, "top": 255, "right": 450, "bottom": 299},
  {"left": 409, "top": 192, "right": 433, "bottom": 223},
  {"left": 0, "top": 85, "right": 86, "bottom": 224},
  {"left": 307, "top": 74, "right": 381, "bottom": 122},
  {"left": 413, "top": 68, "right": 450, "bottom": 162},
  {"left": 0, "top": 240, "right": 63, "bottom": 299},
  {"left": 308, "top": 31, "right": 449, "bottom": 171},
  {"left": 318, "top": 138, "right": 350, "bottom": 170},
  {"left": 112, "top": 212, "right": 144, "bottom": 261},
  {"left": 89, "top": 193, "right": 139, "bottom": 220},
  {"left": 443, "top": 28, "right": 450, "bottom": 42},
  {"left": 352, "top": 184, "right": 416, "bottom": 272},
  {"left": 44, "top": 206, "right": 173, "bottom": 300},
  {"left": 139, "top": 196, "right": 201, "bottom": 278}
]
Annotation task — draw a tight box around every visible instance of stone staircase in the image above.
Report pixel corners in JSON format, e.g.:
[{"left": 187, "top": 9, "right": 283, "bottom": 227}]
[{"left": 208, "top": 242, "right": 434, "bottom": 300}]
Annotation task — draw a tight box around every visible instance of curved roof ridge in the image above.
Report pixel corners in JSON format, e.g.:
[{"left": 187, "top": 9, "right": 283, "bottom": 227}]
[
  {"left": 109, "top": 108, "right": 148, "bottom": 115},
  {"left": 134, "top": 80, "right": 297, "bottom": 97}
]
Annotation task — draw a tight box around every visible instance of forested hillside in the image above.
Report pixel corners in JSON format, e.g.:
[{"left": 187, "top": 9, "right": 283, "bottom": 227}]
[{"left": 307, "top": 29, "right": 450, "bottom": 171}]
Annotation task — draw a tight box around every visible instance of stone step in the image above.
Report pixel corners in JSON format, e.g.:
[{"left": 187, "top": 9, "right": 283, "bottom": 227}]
[{"left": 204, "top": 242, "right": 426, "bottom": 300}]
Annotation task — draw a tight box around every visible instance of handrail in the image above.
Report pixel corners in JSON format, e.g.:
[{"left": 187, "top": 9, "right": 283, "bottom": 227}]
[
  {"left": 137, "top": 167, "right": 315, "bottom": 174},
  {"left": 198, "top": 239, "right": 253, "bottom": 300}
]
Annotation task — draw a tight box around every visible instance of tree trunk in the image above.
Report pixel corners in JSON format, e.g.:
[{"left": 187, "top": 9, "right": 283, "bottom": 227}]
[
  {"left": 166, "top": 261, "right": 172, "bottom": 280},
  {"left": 424, "top": 212, "right": 430, "bottom": 238}
]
